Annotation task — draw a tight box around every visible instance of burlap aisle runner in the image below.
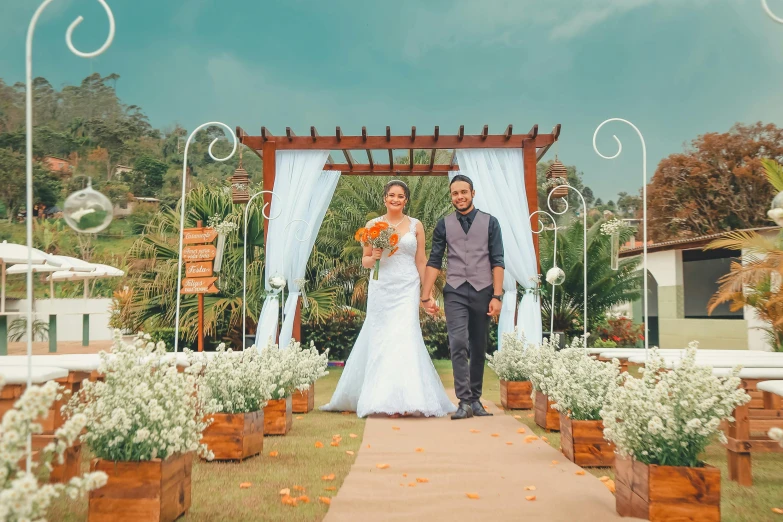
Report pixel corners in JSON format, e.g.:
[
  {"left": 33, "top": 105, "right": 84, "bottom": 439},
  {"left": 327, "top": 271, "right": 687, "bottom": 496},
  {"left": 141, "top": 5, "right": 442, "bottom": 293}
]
[{"left": 324, "top": 391, "right": 641, "bottom": 522}]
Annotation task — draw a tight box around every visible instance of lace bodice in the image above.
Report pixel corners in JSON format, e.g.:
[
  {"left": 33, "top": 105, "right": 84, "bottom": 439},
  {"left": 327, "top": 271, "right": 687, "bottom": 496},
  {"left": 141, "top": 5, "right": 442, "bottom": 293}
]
[{"left": 370, "top": 216, "right": 419, "bottom": 281}]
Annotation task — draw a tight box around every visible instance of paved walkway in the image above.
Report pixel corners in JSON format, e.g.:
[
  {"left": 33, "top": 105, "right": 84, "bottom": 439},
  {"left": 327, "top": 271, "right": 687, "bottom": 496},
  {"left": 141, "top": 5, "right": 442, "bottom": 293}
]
[{"left": 325, "top": 391, "right": 640, "bottom": 522}]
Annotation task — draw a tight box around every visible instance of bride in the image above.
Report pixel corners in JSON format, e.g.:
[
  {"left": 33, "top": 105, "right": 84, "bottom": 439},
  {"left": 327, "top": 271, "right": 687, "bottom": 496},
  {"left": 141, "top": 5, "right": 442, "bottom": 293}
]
[{"left": 321, "top": 180, "right": 457, "bottom": 418}]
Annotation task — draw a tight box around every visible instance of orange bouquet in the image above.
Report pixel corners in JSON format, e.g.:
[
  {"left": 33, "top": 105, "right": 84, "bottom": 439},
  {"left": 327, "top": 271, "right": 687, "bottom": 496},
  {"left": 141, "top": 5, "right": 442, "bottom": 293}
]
[{"left": 355, "top": 221, "right": 399, "bottom": 280}]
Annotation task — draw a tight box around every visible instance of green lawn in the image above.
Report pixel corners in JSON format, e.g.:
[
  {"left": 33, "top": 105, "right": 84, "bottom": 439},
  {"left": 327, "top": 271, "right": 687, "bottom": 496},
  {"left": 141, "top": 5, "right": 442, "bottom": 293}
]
[{"left": 47, "top": 360, "right": 783, "bottom": 521}]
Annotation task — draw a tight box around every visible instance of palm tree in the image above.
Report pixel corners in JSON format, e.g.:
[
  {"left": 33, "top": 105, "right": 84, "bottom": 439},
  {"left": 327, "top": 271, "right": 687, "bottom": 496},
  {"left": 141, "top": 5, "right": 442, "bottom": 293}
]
[
  {"left": 538, "top": 218, "right": 642, "bottom": 335},
  {"left": 123, "top": 184, "right": 339, "bottom": 346},
  {"left": 705, "top": 159, "right": 783, "bottom": 351}
]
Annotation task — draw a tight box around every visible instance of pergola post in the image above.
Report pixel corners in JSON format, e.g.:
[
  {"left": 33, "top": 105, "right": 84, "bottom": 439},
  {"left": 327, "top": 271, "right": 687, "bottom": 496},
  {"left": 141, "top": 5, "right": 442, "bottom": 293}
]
[{"left": 523, "top": 138, "right": 541, "bottom": 272}]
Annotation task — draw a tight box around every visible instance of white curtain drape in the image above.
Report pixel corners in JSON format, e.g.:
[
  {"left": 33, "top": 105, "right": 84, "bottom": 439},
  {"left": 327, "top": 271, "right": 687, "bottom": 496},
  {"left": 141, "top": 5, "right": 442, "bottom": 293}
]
[
  {"left": 452, "top": 149, "right": 541, "bottom": 348},
  {"left": 255, "top": 150, "right": 340, "bottom": 348}
]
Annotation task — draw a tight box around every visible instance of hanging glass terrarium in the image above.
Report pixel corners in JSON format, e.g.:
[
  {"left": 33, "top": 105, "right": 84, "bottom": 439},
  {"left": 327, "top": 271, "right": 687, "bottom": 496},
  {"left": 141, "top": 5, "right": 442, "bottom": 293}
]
[
  {"left": 63, "top": 178, "right": 113, "bottom": 233},
  {"left": 768, "top": 191, "right": 783, "bottom": 226},
  {"left": 545, "top": 157, "right": 569, "bottom": 199}
]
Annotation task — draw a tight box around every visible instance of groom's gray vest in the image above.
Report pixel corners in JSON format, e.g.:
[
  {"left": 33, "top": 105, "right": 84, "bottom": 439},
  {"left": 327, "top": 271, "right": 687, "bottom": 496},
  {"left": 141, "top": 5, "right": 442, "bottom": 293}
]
[{"left": 444, "top": 210, "right": 492, "bottom": 291}]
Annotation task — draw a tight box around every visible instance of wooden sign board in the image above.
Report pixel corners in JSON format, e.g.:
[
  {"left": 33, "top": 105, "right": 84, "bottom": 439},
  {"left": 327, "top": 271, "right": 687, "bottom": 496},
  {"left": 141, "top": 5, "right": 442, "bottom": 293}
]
[
  {"left": 181, "top": 277, "right": 219, "bottom": 294},
  {"left": 183, "top": 227, "right": 218, "bottom": 244},
  {"left": 182, "top": 245, "right": 217, "bottom": 262},
  {"left": 185, "top": 262, "right": 213, "bottom": 278}
]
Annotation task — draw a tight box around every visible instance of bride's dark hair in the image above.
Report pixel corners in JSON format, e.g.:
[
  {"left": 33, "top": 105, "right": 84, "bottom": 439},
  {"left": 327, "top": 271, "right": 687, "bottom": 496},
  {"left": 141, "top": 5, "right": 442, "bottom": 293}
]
[{"left": 383, "top": 179, "right": 410, "bottom": 201}]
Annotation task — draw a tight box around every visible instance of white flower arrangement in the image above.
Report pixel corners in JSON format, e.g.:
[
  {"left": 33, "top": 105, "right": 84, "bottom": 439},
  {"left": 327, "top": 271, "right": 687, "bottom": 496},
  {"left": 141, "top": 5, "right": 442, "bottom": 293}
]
[
  {"left": 294, "top": 340, "right": 330, "bottom": 388},
  {"left": 66, "top": 330, "right": 217, "bottom": 462},
  {"left": 486, "top": 331, "right": 534, "bottom": 382},
  {"left": 769, "top": 427, "right": 783, "bottom": 446},
  {"left": 545, "top": 266, "right": 565, "bottom": 285},
  {"left": 231, "top": 182, "right": 248, "bottom": 192},
  {"left": 253, "top": 339, "right": 329, "bottom": 400},
  {"left": 206, "top": 214, "right": 239, "bottom": 236},
  {"left": 0, "top": 377, "right": 107, "bottom": 521},
  {"left": 600, "top": 219, "right": 627, "bottom": 236},
  {"left": 187, "top": 345, "right": 276, "bottom": 415},
  {"left": 547, "top": 349, "right": 621, "bottom": 421},
  {"left": 526, "top": 335, "right": 585, "bottom": 396},
  {"left": 542, "top": 177, "right": 567, "bottom": 189},
  {"left": 600, "top": 342, "right": 751, "bottom": 467},
  {"left": 269, "top": 274, "right": 286, "bottom": 292}
]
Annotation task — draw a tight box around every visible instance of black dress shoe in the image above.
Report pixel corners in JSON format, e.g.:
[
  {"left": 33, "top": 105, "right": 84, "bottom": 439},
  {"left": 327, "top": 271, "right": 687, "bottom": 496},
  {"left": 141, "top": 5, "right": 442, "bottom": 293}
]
[
  {"left": 451, "top": 403, "right": 474, "bottom": 420},
  {"left": 471, "top": 401, "right": 493, "bottom": 416}
]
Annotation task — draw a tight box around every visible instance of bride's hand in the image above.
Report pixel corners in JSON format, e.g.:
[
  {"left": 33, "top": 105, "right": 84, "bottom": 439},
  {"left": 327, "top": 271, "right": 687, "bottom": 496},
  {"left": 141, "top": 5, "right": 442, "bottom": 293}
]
[{"left": 371, "top": 248, "right": 383, "bottom": 260}]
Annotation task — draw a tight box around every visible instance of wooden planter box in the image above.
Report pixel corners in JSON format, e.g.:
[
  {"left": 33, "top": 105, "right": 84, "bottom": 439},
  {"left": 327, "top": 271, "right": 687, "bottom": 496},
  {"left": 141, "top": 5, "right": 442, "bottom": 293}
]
[
  {"left": 28, "top": 435, "right": 82, "bottom": 483},
  {"left": 89, "top": 452, "right": 193, "bottom": 522},
  {"left": 500, "top": 380, "right": 533, "bottom": 410},
  {"left": 559, "top": 413, "right": 615, "bottom": 467},
  {"left": 615, "top": 457, "right": 720, "bottom": 521},
  {"left": 292, "top": 383, "right": 315, "bottom": 414},
  {"left": 264, "top": 396, "right": 293, "bottom": 436},
  {"left": 201, "top": 411, "right": 264, "bottom": 461},
  {"left": 534, "top": 390, "right": 560, "bottom": 431},
  {"left": 0, "top": 384, "right": 66, "bottom": 434}
]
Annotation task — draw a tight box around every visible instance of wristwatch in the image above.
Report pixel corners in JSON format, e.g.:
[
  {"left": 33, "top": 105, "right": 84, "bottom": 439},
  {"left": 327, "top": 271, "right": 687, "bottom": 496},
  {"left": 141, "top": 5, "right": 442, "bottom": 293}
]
[{"left": 491, "top": 294, "right": 503, "bottom": 301}]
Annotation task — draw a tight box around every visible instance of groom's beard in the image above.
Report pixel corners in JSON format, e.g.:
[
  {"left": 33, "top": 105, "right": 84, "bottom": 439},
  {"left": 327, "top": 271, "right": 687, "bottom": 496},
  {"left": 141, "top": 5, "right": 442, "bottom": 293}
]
[{"left": 452, "top": 200, "right": 474, "bottom": 213}]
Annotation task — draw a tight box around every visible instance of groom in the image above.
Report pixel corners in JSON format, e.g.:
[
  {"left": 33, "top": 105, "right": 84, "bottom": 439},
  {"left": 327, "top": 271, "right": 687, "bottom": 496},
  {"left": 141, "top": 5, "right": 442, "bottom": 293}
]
[{"left": 421, "top": 174, "right": 504, "bottom": 420}]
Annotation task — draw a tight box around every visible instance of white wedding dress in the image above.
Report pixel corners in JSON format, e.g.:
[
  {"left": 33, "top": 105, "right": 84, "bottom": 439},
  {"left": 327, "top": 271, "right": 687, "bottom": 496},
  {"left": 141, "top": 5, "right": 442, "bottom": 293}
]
[{"left": 321, "top": 217, "right": 457, "bottom": 418}]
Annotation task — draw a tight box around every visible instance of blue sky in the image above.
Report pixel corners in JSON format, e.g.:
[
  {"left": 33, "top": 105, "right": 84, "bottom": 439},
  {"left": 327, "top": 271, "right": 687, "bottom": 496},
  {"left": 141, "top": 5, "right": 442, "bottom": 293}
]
[{"left": 2, "top": 0, "right": 783, "bottom": 201}]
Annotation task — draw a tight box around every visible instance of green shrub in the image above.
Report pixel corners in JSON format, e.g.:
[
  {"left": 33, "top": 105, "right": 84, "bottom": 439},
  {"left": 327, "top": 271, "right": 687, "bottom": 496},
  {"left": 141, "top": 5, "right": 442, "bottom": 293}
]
[{"left": 592, "top": 337, "right": 618, "bottom": 348}]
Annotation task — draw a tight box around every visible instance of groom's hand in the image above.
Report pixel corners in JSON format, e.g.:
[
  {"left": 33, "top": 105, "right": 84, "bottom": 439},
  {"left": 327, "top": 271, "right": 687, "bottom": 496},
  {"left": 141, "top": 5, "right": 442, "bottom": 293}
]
[{"left": 488, "top": 298, "right": 502, "bottom": 319}]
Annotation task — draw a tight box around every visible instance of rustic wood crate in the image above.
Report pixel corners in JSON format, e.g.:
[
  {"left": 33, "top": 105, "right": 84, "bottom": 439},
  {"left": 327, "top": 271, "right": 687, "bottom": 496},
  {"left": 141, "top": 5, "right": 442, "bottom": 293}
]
[
  {"left": 615, "top": 456, "right": 720, "bottom": 521},
  {"left": 499, "top": 380, "right": 533, "bottom": 410},
  {"left": 201, "top": 411, "right": 264, "bottom": 461},
  {"left": 559, "top": 413, "right": 614, "bottom": 467},
  {"left": 88, "top": 452, "right": 193, "bottom": 522},
  {"left": 264, "top": 396, "right": 293, "bottom": 436},
  {"left": 534, "top": 390, "right": 559, "bottom": 431},
  {"left": 292, "top": 383, "right": 315, "bottom": 414}
]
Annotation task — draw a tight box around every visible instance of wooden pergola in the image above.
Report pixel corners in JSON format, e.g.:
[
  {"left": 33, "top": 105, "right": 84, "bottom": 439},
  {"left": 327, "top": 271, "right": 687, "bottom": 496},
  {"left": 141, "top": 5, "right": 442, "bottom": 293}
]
[{"left": 236, "top": 123, "right": 561, "bottom": 338}]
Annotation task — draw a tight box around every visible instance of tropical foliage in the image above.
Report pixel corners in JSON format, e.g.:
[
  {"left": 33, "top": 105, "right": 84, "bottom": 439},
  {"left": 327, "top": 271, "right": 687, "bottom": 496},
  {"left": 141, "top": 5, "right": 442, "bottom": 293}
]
[
  {"left": 538, "top": 217, "right": 642, "bottom": 336},
  {"left": 705, "top": 158, "right": 783, "bottom": 351}
]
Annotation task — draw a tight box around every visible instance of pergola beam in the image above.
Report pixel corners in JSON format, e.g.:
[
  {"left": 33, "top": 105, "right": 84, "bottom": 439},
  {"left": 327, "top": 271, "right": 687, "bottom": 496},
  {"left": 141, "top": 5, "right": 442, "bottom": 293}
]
[
  {"left": 324, "top": 163, "right": 457, "bottom": 175},
  {"left": 241, "top": 132, "right": 555, "bottom": 151},
  {"left": 536, "top": 123, "right": 562, "bottom": 161}
]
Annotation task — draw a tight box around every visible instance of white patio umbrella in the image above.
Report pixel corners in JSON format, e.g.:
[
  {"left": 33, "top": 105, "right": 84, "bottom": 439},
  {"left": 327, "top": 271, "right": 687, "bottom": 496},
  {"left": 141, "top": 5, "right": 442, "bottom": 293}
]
[
  {"left": 0, "top": 241, "right": 61, "bottom": 313},
  {"left": 6, "top": 255, "right": 95, "bottom": 300},
  {"left": 47, "top": 262, "right": 124, "bottom": 299}
]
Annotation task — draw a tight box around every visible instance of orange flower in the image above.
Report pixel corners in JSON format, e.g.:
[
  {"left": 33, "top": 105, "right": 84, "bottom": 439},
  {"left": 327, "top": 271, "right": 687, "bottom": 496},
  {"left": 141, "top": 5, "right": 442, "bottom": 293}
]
[
  {"left": 388, "top": 247, "right": 399, "bottom": 257},
  {"left": 389, "top": 233, "right": 399, "bottom": 246},
  {"left": 360, "top": 230, "right": 369, "bottom": 243},
  {"left": 376, "top": 222, "right": 389, "bottom": 230},
  {"left": 369, "top": 226, "right": 381, "bottom": 239},
  {"left": 354, "top": 227, "right": 366, "bottom": 242}
]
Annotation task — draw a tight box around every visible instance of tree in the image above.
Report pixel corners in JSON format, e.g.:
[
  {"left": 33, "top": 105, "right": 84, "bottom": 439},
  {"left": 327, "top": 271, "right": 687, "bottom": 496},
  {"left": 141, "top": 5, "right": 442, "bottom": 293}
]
[
  {"left": 538, "top": 219, "right": 642, "bottom": 336},
  {"left": 536, "top": 160, "right": 595, "bottom": 214},
  {"left": 33, "top": 165, "right": 62, "bottom": 208},
  {"left": 648, "top": 122, "right": 783, "bottom": 241},
  {"left": 616, "top": 191, "right": 641, "bottom": 218},
  {"left": 130, "top": 155, "right": 167, "bottom": 196},
  {"left": 0, "top": 147, "right": 24, "bottom": 220}
]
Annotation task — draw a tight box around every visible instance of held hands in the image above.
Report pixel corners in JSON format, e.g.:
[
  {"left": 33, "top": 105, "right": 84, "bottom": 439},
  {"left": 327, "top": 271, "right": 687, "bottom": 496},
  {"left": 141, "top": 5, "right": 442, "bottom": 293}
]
[
  {"left": 421, "top": 295, "right": 439, "bottom": 316},
  {"left": 487, "top": 298, "right": 502, "bottom": 321},
  {"left": 371, "top": 248, "right": 383, "bottom": 261}
]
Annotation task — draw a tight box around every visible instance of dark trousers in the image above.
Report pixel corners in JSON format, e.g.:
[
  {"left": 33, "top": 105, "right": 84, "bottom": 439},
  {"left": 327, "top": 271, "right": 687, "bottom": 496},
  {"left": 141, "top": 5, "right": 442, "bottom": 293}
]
[{"left": 444, "top": 283, "right": 493, "bottom": 404}]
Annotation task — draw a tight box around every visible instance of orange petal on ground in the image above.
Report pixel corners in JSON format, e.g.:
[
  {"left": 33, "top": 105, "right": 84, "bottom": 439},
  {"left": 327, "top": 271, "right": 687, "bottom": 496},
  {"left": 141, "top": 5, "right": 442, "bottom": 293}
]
[
  {"left": 416, "top": 478, "right": 429, "bottom": 483},
  {"left": 599, "top": 476, "right": 611, "bottom": 482},
  {"left": 330, "top": 441, "right": 340, "bottom": 447},
  {"left": 321, "top": 474, "right": 336, "bottom": 481},
  {"left": 239, "top": 482, "right": 252, "bottom": 489},
  {"left": 408, "top": 482, "right": 417, "bottom": 487},
  {"left": 575, "top": 470, "right": 586, "bottom": 476},
  {"left": 376, "top": 463, "right": 390, "bottom": 469},
  {"left": 402, "top": 473, "right": 408, "bottom": 477},
  {"left": 415, "top": 448, "right": 425, "bottom": 452},
  {"left": 469, "top": 429, "right": 481, "bottom": 433},
  {"left": 319, "top": 497, "right": 332, "bottom": 505},
  {"left": 346, "top": 450, "right": 355, "bottom": 456},
  {"left": 513, "top": 415, "right": 521, "bottom": 419},
  {"left": 325, "top": 486, "right": 336, "bottom": 491},
  {"left": 517, "top": 428, "right": 526, "bottom": 434},
  {"left": 491, "top": 433, "right": 500, "bottom": 437},
  {"left": 541, "top": 436, "right": 549, "bottom": 442},
  {"left": 268, "top": 451, "right": 279, "bottom": 457},
  {"left": 296, "top": 416, "right": 303, "bottom": 420},
  {"left": 506, "top": 442, "right": 513, "bottom": 445},
  {"left": 527, "top": 413, "right": 534, "bottom": 418},
  {"left": 526, "top": 495, "right": 536, "bottom": 501},
  {"left": 466, "top": 493, "right": 480, "bottom": 500},
  {"left": 279, "top": 488, "right": 291, "bottom": 496},
  {"left": 367, "top": 444, "right": 371, "bottom": 448},
  {"left": 551, "top": 460, "right": 559, "bottom": 465},
  {"left": 772, "top": 507, "right": 783, "bottom": 514},
  {"left": 315, "top": 441, "right": 324, "bottom": 448},
  {"left": 524, "top": 486, "right": 536, "bottom": 491},
  {"left": 604, "top": 480, "right": 616, "bottom": 493},
  {"left": 349, "top": 433, "right": 358, "bottom": 438},
  {"left": 524, "top": 436, "right": 539, "bottom": 443},
  {"left": 293, "top": 485, "right": 305, "bottom": 491},
  {"left": 392, "top": 426, "right": 401, "bottom": 430},
  {"left": 298, "top": 496, "right": 310, "bottom": 503},
  {"left": 281, "top": 495, "right": 298, "bottom": 507}
]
